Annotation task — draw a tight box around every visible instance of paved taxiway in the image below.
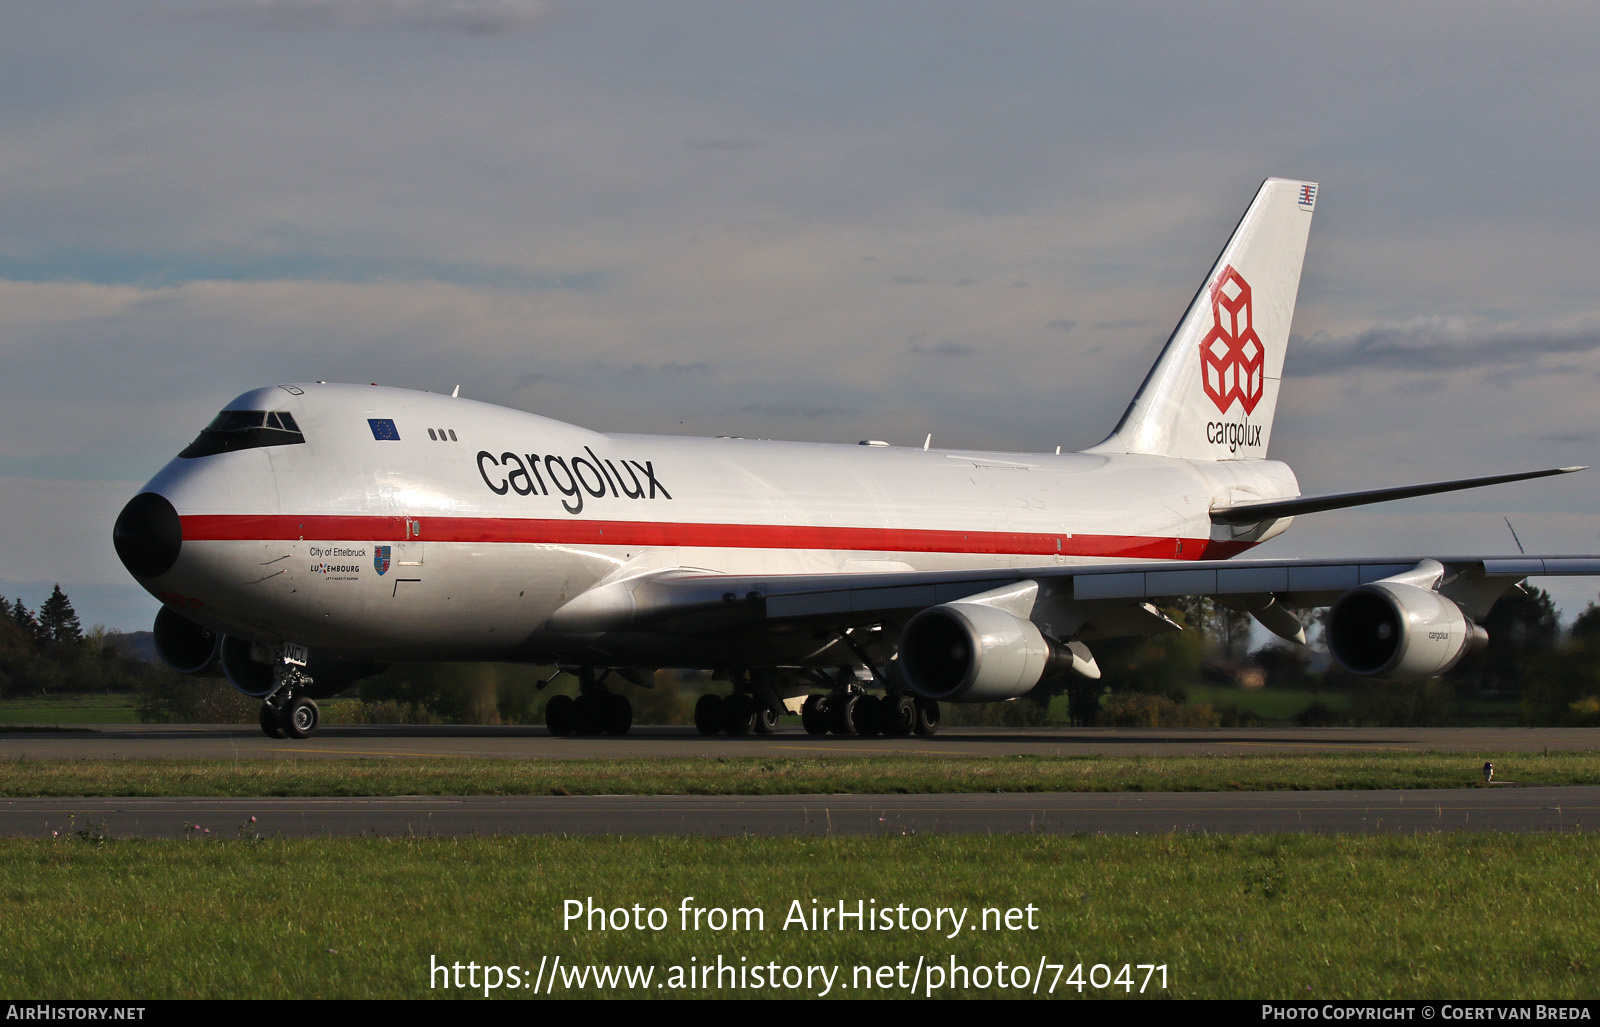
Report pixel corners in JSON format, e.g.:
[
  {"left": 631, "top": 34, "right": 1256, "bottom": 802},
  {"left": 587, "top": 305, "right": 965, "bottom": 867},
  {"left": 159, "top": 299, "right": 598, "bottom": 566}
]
[
  {"left": 6, "top": 723, "right": 1600, "bottom": 758},
  {"left": 6, "top": 725, "right": 1594, "bottom": 837},
  {"left": 3, "top": 787, "right": 1595, "bottom": 837}
]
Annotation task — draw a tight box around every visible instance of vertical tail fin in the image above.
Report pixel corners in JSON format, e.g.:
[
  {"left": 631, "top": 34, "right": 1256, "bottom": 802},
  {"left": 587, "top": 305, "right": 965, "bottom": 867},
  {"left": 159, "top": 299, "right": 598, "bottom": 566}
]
[{"left": 1089, "top": 177, "right": 1316, "bottom": 461}]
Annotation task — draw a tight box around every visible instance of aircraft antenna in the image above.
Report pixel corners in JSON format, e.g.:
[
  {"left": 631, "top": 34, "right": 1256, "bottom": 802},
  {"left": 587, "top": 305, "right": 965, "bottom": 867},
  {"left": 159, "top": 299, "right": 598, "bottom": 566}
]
[
  {"left": 451, "top": 384, "right": 460, "bottom": 398},
  {"left": 923, "top": 434, "right": 931, "bottom": 451},
  {"left": 1503, "top": 517, "right": 1526, "bottom": 555}
]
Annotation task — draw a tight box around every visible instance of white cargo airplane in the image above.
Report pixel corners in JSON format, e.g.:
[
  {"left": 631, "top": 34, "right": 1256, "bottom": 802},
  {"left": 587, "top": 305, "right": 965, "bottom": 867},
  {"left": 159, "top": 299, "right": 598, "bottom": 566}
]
[{"left": 113, "top": 178, "right": 1597, "bottom": 740}]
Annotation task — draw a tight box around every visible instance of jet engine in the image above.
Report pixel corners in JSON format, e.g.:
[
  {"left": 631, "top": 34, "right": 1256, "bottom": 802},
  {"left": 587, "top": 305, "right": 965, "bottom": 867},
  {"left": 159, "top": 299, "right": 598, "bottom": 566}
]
[
  {"left": 152, "top": 606, "right": 221, "bottom": 676},
  {"left": 218, "top": 635, "right": 274, "bottom": 696},
  {"left": 898, "top": 601, "right": 1059, "bottom": 702},
  {"left": 1326, "top": 581, "right": 1487, "bottom": 679}
]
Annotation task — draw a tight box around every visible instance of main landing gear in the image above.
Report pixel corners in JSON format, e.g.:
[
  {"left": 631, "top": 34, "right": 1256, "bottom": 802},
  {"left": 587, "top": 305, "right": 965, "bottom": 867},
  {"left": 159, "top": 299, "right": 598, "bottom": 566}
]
[
  {"left": 684, "top": 658, "right": 943, "bottom": 738},
  {"left": 692, "top": 691, "right": 937, "bottom": 736},
  {"left": 692, "top": 692, "right": 784, "bottom": 736},
  {"left": 257, "top": 643, "right": 320, "bottom": 739},
  {"left": 691, "top": 669, "right": 941, "bottom": 738},
  {"left": 795, "top": 692, "right": 939, "bottom": 738},
  {"left": 545, "top": 667, "right": 634, "bottom": 736}
]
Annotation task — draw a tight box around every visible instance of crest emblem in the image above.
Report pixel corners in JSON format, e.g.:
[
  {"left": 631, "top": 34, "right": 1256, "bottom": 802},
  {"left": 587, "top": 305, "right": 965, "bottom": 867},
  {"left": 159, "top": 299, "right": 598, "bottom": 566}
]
[
  {"left": 374, "top": 545, "right": 391, "bottom": 576},
  {"left": 1198, "top": 264, "right": 1264, "bottom": 415}
]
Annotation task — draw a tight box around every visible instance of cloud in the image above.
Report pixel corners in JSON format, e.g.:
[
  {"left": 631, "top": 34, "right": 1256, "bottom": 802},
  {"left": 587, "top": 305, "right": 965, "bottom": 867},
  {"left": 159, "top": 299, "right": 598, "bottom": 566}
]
[
  {"left": 606, "top": 361, "right": 712, "bottom": 377},
  {"left": 907, "top": 340, "right": 973, "bottom": 357},
  {"left": 0, "top": 250, "right": 603, "bottom": 291},
  {"left": 514, "top": 372, "right": 561, "bottom": 390},
  {"left": 1289, "top": 317, "right": 1600, "bottom": 377},
  {"left": 722, "top": 403, "right": 854, "bottom": 420},
  {"left": 685, "top": 138, "right": 767, "bottom": 152},
  {"left": 202, "top": 0, "right": 560, "bottom": 34},
  {"left": 1046, "top": 319, "right": 1076, "bottom": 331}
]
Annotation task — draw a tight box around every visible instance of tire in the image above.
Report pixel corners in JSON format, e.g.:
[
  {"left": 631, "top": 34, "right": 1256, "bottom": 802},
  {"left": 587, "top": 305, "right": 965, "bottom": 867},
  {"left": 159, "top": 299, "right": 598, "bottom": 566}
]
[
  {"left": 545, "top": 694, "right": 575, "bottom": 736},
  {"left": 604, "top": 693, "right": 633, "bottom": 736},
  {"left": 694, "top": 693, "right": 724, "bottom": 735},
  {"left": 853, "top": 694, "right": 882, "bottom": 737},
  {"left": 881, "top": 695, "right": 915, "bottom": 737},
  {"left": 801, "top": 694, "right": 832, "bottom": 735},
  {"left": 574, "top": 693, "right": 606, "bottom": 735},
  {"left": 283, "top": 696, "right": 320, "bottom": 739},
  {"left": 754, "top": 704, "right": 780, "bottom": 734},
  {"left": 259, "top": 703, "right": 287, "bottom": 739},
  {"left": 832, "top": 694, "right": 861, "bottom": 736},
  {"left": 721, "top": 693, "right": 757, "bottom": 736},
  {"left": 913, "top": 698, "right": 940, "bottom": 736}
]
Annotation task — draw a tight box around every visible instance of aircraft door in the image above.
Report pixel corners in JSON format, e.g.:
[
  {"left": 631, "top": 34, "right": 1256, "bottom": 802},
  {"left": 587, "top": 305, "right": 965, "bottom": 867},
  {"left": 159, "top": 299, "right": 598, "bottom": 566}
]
[{"left": 383, "top": 515, "right": 425, "bottom": 597}]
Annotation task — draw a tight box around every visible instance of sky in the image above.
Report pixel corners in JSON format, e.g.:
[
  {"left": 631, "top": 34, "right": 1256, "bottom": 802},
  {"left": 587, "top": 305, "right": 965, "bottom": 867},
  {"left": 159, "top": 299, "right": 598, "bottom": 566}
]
[{"left": 4, "top": 1, "right": 1600, "bottom": 632}]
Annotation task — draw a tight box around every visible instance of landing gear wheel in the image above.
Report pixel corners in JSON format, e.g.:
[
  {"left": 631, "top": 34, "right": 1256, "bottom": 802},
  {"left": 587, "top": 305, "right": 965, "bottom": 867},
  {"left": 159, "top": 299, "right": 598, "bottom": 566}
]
[
  {"left": 801, "top": 695, "right": 832, "bottom": 735},
  {"left": 721, "top": 693, "right": 757, "bottom": 736},
  {"left": 881, "top": 695, "right": 916, "bottom": 737},
  {"left": 258, "top": 703, "right": 287, "bottom": 739},
  {"left": 832, "top": 694, "right": 862, "bottom": 736},
  {"left": 754, "top": 704, "right": 780, "bottom": 734},
  {"left": 604, "top": 693, "right": 633, "bottom": 736},
  {"left": 853, "top": 694, "right": 882, "bottom": 737},
  {"left": 283, "top": 697, "right": 320, "bottom": 740},
  {"left": 694, "top": 694, "right": 724, "bottom": 735},
  {"left": 545, "top": 694, "right": 575, "bottom": 736},
  {"left": 913, "top": 698, "right": 940, "bottom": 736},
  {"left": 574, "top": 693, "right": 607, "bottom": 735}
]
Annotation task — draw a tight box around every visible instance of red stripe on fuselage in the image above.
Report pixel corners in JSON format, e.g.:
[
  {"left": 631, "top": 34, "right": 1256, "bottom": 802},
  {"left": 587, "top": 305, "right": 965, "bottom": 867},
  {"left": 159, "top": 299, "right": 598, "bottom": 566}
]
[{"left": 179, "top": 514, "right": 1257, "bottom": 560}]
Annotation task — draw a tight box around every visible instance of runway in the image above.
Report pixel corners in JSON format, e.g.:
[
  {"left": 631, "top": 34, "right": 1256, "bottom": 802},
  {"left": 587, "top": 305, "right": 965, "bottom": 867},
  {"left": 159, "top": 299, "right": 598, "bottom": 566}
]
[
  {"left": 6, "top": 723, "right": 1600, "bottom": 759},
  {"left": 4, "top": 787, "right": 1595, "bottom": 838}
]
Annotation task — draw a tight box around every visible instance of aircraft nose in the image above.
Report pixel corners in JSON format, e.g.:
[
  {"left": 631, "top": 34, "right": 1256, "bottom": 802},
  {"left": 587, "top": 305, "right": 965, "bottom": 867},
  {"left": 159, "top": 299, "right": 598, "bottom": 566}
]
[{"left": 114, "top": 492, "right": 183, "bottom": 578}]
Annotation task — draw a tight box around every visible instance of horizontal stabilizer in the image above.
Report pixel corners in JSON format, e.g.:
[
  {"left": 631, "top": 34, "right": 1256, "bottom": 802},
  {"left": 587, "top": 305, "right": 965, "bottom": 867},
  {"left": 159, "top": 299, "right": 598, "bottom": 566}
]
[{"left": 1210, "top": 466, "right": 1585, "bottom": 526}]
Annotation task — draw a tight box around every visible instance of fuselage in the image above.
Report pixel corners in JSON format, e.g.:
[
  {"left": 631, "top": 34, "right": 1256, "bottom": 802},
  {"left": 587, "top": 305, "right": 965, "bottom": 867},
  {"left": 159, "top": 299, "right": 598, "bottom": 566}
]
[{"left": 117, "top": 383, "right": 1299, "bottom": 665}]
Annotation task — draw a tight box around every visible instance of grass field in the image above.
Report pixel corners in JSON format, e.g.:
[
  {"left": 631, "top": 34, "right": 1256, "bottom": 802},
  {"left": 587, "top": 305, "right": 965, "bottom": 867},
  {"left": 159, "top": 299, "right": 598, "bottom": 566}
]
[
  {"left": 0, "top": 694, "right": 139, "bottom": 724},
  {"left": 4, "top": 750, "right": 1599, "bottom": 797},
  {"left": 2, "top": 833, "right": 1592, "bottom": 999}
]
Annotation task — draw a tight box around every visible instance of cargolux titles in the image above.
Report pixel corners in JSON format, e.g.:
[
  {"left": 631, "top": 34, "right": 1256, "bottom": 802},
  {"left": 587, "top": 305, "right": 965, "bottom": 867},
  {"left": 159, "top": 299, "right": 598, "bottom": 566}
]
[{"left": 477, "top": 447, "right": 671, "bottom": 515}]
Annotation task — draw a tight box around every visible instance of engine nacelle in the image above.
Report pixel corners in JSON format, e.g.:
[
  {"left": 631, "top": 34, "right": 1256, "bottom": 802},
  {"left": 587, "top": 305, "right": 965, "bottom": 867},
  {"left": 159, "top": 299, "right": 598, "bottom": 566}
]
[
  {"left": 1327, "top": 581, "right": 1487, "bottom": 679},
  {"left": 898, "top": 602, "right": 1054, "bottom": 702},
  {"left": 152, "top": 606, "right": 221, "bottom": 676},
  {"left": 219, "top": 635, "right": 382, "bottom": 699},
  {"left": 219, "top": 636, "right": 275, "bottom": 696}
]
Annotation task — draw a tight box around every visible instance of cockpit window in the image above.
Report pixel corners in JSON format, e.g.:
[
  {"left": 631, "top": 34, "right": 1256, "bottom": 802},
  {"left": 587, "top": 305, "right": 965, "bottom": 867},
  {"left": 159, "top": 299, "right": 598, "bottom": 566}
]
[{"left": 179, "top": 409, "right": 306, "bottom": 458}]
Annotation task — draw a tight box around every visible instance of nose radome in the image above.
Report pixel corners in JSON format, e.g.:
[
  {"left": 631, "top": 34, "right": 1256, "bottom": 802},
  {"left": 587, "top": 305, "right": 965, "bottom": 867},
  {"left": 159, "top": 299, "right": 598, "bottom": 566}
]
[{"left": 114, "top": 492, "right": 183, "bottom": 578}]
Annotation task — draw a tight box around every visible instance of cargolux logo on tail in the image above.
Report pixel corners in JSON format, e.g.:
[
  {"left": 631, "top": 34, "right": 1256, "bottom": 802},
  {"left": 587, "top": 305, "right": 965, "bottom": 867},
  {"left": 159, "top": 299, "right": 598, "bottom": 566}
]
[{"left": 1198, "top": 265, "right": 1264, "bottom": 415}]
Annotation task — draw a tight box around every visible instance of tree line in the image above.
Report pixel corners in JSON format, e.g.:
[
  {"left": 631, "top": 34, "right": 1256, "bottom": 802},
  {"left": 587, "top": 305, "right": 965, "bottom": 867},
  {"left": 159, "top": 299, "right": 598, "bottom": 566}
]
[
  {"left": 6, "top": 584, "right": 1600, "bottom": 727},
  {"left": 1017, "top": 587, "right": 1600, "bottom": 728},
  {"left": 0, "top": 585, "right": 183, "bottom": 698}
]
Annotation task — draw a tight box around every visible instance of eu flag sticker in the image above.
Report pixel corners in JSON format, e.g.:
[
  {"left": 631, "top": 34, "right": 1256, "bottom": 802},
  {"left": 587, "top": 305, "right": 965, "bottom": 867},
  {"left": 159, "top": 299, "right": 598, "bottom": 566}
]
[{"left": 368, "top": 418, "right": 400, "bottom": 440}]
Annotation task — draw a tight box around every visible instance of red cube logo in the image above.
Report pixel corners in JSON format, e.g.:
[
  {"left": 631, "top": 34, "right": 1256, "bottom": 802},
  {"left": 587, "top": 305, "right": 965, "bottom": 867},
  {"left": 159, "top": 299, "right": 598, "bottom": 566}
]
[{"left": 1198, "top": 265, "right": 1264, "bottom": 415}]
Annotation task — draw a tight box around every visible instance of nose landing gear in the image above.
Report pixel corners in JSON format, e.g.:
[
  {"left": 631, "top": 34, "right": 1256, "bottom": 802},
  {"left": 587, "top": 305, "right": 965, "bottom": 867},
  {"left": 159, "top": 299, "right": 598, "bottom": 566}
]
[{"left": 256, "top": 643, "right": 321, "bottom": 739}]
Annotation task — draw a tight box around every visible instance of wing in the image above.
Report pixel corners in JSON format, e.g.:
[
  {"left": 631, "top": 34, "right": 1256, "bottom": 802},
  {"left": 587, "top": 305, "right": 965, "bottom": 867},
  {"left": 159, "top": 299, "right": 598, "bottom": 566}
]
[
  {"left": 552, "top": 554, "right": 1600, "bottom": 633},
  {"left": 546, "top": 555, "right": 1600, "bottom": 693}
]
